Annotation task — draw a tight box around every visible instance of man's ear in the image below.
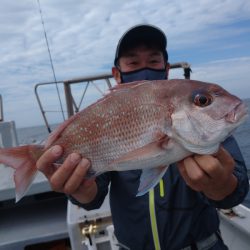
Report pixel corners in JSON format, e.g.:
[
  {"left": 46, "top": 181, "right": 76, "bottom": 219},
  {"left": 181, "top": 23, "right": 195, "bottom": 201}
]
[{"left": 112, "top": 67, "right": 122, "bottom": 84}]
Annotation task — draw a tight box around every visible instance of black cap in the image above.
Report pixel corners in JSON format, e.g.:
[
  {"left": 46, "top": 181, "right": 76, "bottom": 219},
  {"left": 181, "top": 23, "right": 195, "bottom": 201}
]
[{"left": 114, "top": 24, "right": 168, "bottom": 66}]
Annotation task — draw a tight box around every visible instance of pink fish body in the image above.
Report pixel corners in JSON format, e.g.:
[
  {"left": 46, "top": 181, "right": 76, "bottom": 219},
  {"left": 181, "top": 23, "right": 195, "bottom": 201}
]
[{"left": 0, "top": 79, "right": 248, "bottom": 201}]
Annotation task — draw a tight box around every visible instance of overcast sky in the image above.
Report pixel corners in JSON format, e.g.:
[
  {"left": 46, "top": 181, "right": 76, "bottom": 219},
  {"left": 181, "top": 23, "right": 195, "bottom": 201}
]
[{"left": 0, "top": 0, "right": 250, "bottom": 128}]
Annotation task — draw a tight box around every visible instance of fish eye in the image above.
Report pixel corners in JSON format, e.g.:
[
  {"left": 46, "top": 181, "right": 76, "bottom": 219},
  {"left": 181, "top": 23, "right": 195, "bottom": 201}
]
[{"left": 193, "top": 93, "right": 212, "bottom": 107}]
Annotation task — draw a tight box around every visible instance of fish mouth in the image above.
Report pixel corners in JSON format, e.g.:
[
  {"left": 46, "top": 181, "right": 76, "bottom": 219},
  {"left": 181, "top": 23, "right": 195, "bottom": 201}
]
[{"left": 225, "top": 102, "right": 248, "bottom": 123}]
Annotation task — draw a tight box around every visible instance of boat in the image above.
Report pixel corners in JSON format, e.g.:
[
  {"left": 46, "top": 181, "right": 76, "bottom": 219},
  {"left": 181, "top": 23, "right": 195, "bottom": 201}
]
[{"left": 0, "top": 63, "right": 249, "bottom": 250}]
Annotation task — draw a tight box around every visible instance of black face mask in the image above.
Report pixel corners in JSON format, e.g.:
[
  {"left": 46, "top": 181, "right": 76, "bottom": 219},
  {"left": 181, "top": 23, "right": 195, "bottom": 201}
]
[{"left": 120, "top": 67, "right": 167, "bottom": 83}]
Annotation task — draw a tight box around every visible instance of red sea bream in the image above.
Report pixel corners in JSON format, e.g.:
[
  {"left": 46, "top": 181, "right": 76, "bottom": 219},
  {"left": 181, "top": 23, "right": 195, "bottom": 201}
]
[{"left": 0, "top": 79, "right": 248, "bottom": 201}]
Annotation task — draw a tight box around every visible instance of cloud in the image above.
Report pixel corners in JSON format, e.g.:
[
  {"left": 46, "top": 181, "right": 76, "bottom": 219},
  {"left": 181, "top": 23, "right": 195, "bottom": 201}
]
[
  {"left": 191, "top": 57, "right": 250, "bottom": 98},
  {"left": 0, "top": 0, "right": 249, "bottom": 127}
]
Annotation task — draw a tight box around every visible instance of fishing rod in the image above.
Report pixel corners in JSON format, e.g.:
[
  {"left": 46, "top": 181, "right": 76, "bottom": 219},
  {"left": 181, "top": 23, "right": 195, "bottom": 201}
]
[{"left": 36, "top": 0, "right": 66, "bottom": 125}]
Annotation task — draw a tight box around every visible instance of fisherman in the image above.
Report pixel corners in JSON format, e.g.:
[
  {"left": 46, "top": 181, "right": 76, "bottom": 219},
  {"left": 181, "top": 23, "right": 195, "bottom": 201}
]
[{"left": 37, "top": 24, "right": 249, "bottom": 250}]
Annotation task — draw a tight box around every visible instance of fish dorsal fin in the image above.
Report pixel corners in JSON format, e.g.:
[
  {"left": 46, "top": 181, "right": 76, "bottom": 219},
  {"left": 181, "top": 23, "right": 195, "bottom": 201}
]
[{"left": 109, "top": 80, "right": 149, "bottom": 92}]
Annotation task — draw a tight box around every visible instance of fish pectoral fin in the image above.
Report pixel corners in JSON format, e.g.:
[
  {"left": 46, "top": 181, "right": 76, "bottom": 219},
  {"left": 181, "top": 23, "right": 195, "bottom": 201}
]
[
  {"left": 111, "top": 136, "right": 169, "bottom": 170},
  {"left": 136, "top": 166, "right": 168, "bottom": 196}
]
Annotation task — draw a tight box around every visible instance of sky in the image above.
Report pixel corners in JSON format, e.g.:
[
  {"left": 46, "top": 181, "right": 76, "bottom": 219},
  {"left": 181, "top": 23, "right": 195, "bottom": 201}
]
[{"left": 0, "top": 0, "right": 250, "bottom": 128}]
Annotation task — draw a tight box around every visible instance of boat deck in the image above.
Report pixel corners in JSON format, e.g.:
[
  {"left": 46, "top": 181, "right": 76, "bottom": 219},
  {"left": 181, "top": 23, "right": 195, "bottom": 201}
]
[
  {"left": 0, "top": 164, "right": 69, "bottom": 250},
  {"left": 0, "top": 192, "right": 68, "bottom": 250}
]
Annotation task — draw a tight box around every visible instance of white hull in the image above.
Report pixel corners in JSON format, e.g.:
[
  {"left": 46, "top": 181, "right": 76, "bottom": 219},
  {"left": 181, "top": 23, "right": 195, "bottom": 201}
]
[{"left": 219, "top": 205, "right": 250, "bottom": 250}]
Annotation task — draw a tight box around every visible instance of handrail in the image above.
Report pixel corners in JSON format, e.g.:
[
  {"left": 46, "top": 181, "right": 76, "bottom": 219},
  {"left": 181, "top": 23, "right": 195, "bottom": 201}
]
[
  {"left": 34, "top": 62, "right": 192, "bottom": 132},
  {"left": 34, "top": 73, "right": 113, "bottom": 132},
  {"left": 0, "top": 94, "right": 3, "bottom": 122},
  {"left": 169, "top": 62, "right": 192, "bottom": 79}
]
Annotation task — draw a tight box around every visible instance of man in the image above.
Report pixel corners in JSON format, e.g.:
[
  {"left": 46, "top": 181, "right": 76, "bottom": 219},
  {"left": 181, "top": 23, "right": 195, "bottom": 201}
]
[{"left": 37, "top": 24, "right": 249, "bottom": 249}]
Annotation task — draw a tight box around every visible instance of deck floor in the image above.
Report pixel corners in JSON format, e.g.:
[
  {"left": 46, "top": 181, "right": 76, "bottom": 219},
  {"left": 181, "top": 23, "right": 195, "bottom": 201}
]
[{"left": 0, "top": 193, "right": 68, "bottom": 250}]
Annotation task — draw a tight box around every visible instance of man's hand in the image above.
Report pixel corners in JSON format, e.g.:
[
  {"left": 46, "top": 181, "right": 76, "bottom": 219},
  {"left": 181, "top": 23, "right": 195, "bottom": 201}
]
[
  {"left": 177, "top": 146, "right": 237, "bottom": 201},
  {"left": 36, "top": 145, "right": 97, "bottom": 204}
]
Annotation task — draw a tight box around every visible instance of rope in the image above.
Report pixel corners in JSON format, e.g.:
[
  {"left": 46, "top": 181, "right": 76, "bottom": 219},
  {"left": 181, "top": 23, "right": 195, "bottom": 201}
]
[{"left": 37, "top": 0, "right": 65, "bottom": 121}]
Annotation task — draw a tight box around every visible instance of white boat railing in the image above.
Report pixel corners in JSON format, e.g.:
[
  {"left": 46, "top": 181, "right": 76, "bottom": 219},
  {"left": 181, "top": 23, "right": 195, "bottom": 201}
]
[
  {"left": 34, "top": 73, "right": 114, "bottom": 133},
  {"left": 0, "top": 94, "right": 19, "bottom": 149},
  {"left": 34, "top": 62, "right": 191, "bottom": 133},
  {"left": 0, "top": 94, "right": 3, "bottom": 122}
]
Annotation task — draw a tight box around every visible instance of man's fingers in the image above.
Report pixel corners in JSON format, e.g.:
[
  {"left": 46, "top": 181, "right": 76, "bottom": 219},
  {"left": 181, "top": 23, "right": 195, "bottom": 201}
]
[
  {"left": 177, "top": 158, "right": 210, "bottom": 191},
  {"left": 63, "top": 158, "right": 90, "bottom": 194},
  {"left": 213, "top": 146, "right": 235, "bottom": 170},
  {"left": 193, "top": 154, "right": 222, "bottom": 178},
  {"left": 183, "top": 157, "right": 210, "bottom": 183},
  {"left": 36, "top": 145, "right": 95, "bottom": 196},
  {"left": 50, "top": 153, "right": 81, "bottom": 192},
  {"left": 36, "top": 145, "right": 63, "bottom": 178}
]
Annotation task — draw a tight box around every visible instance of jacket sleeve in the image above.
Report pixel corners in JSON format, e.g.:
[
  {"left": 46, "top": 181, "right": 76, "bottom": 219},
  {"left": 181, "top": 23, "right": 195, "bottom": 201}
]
[
  {"left": 209, "top": 135, "right": 249, "bottom": 209},
  {"left": 68, "top": 172, "right": 111, "bottom": 210}
]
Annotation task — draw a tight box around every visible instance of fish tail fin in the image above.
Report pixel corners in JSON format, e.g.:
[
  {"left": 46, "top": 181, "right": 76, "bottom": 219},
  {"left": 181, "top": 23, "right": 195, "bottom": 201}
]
[{"left": 0, "top": 145, "right": 44, "bottom": 202}]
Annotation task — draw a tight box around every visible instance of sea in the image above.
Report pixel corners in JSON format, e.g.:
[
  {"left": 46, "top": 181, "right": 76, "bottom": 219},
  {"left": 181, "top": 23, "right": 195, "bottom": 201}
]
[{"left": 16, "top": 99, "right": 250, "bottom": 207}]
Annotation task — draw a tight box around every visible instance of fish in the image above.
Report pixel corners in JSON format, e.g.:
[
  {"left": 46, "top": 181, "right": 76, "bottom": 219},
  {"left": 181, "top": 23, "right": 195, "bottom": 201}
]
[{"left": 0, "top": 79, "right": 248, "bottom": 202}]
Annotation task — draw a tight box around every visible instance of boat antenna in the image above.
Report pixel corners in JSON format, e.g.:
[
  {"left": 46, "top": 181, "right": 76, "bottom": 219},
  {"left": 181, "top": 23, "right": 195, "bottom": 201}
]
[{"left": 37, "top": 0, "right": 65, "bottom": 121}]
